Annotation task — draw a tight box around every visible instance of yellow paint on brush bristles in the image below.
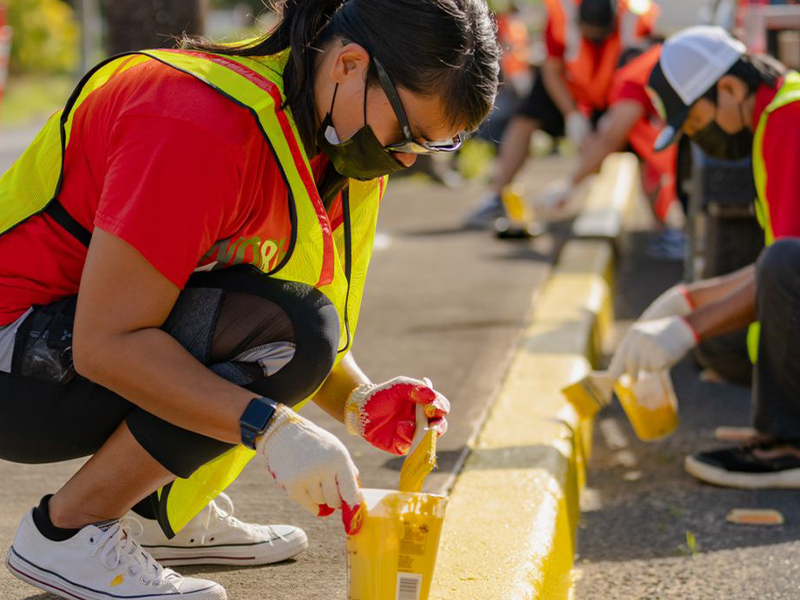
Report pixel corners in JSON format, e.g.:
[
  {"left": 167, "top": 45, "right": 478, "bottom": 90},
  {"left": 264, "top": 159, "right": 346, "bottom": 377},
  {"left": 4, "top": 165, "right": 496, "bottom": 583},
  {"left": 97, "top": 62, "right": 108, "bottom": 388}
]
[
  {"left": 560, "top": 371, "right": 614, "bottom": 419},
  {"left": 399, "top": 403, "right": 438, "bottom": 493},
  {"left": 400, "top": 428, "right": 438, "bottom": 493}
]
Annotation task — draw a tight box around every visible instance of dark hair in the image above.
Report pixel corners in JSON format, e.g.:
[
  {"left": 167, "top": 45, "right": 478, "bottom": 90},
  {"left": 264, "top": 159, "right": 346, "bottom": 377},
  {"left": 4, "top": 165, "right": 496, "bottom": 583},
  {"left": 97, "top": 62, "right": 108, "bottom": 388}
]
[
  {"left": 186, "top": 0, "right": 500, "bottom": 154},
  {"left": 703, "top": 53, "right": 786, "bottom": 102},
  {"left": 579, "top": 0, "right": 617, "bottom": 28}
]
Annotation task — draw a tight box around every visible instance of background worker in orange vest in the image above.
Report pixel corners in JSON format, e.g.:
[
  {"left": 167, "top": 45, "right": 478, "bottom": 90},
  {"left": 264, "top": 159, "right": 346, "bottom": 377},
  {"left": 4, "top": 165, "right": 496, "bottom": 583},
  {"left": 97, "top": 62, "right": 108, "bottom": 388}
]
[
  {"left": 0, "top": 0, "right": 500, "bottom": 598},
  {"left": 465, "top": 0, "right": 659, "bottom": 229},
  {"left": 540, "top": 44, "right": 680, "bottom": 231},
  {"left": 609, "top": 26, "right": 800, "bottom": 490}
]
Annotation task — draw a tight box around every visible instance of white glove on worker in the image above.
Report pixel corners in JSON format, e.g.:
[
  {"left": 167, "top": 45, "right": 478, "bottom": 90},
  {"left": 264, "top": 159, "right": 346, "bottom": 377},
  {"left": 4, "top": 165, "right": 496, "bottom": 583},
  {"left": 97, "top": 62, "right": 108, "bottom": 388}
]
[
  {"left": 609, "top": 316, "right": 698, "bottom": 380},
  {"left": 640, "top": 284, "right": 695, "bottom": 321},
  {"left": 566, "top": 111, "right": 591, "bottom": 147},
  {"left": 534, "top": 178, "right": 573, "bottom": 213},
  {"left": 256, "top": 405, "right": 361, "bottom": 532}
]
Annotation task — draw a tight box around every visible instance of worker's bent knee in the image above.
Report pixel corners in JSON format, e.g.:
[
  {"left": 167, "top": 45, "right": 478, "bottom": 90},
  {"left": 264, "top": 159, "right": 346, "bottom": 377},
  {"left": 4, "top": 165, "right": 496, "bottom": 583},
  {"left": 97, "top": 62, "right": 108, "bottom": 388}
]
[
  {"left": 757, "top": 238, "right": 800, "bottom": 295},
  {"left": 183, "top": 269, "right": 340, "bottom": 406},
  {"left": 243, "top": 283, "right": 340, "bottom": 405}
]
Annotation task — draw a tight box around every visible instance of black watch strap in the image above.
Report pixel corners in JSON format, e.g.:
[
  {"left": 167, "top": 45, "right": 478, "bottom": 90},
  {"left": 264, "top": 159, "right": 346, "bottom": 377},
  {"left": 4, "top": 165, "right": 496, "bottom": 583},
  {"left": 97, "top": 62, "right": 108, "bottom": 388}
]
[{"left": 239, "top": 397, "right": 279, "bottom": 450}]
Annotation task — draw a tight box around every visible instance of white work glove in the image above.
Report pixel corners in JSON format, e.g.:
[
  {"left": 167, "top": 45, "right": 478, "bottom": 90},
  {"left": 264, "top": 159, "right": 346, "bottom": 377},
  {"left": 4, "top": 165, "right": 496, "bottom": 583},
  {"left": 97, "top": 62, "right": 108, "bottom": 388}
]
[
  {"left": 345, "top": 376, "right": 450, "bottom": 456},
  {"left": 256, "top": 405, "right": 363, "bottom": 534},
  {"left": 640, "top": 284, "right": 695, "bottom": 321},
  {"left": 534, "top": 178, "right": 573, "bottom": 213},
  {"left": 609, "top": 316, "right": 698, "bottom": 380},
  {"left": 566, "top": 111, "right": 591, "bottom": 147}
]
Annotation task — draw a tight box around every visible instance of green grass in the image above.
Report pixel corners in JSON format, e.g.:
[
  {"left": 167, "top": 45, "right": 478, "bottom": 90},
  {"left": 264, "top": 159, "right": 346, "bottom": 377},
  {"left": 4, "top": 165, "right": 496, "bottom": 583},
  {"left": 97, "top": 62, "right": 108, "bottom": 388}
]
[
  {"left": 678, "top": 530, "right": 699, "bottom": 557},
  {"left": 1, "top": 73, "right": 75, "bottom": 130}
]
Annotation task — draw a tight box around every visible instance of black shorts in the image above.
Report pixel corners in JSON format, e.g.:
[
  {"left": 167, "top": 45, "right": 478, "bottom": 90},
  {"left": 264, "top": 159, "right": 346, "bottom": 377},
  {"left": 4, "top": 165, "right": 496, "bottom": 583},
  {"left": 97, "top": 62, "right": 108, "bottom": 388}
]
[
  {"left": 515, "top": 68, "right": 606, "bottom": 136},
  {"left": 0, "top": 267, "right": 340, "bottom": 478}
]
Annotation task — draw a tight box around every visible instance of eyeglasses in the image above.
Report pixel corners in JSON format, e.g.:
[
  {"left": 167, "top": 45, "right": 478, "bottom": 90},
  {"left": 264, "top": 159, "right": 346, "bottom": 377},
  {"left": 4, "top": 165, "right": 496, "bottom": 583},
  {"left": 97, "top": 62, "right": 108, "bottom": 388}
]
[{"left": 372, "top": 57, "right": 463, "bottom": 154}]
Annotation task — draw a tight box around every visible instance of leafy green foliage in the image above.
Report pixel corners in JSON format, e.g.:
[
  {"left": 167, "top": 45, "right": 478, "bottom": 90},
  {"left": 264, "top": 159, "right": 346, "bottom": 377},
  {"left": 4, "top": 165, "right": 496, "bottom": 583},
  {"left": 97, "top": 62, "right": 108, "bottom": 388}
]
[{"left": 7, "top": 0, "right": 79, "bottom": 74}]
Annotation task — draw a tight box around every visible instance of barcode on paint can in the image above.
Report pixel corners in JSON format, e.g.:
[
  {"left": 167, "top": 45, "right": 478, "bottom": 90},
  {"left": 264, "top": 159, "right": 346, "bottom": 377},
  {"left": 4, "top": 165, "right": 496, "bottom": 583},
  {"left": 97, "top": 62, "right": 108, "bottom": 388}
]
[{"left": 396, "top": 573, "right": 422, "bottom": 600}]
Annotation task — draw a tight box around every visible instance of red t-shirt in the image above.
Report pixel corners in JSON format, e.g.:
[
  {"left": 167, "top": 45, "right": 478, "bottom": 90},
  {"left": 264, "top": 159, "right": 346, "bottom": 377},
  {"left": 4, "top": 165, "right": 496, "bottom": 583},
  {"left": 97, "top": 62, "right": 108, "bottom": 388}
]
[
  {"left": 607, "top": 45, "right": 678, "bottom": 220},
  {"left": 753, "top": 79, "right": 800, "bottom": 240},
  {"left": 0, "top": 58, "right": 336, "bottom": 325}
]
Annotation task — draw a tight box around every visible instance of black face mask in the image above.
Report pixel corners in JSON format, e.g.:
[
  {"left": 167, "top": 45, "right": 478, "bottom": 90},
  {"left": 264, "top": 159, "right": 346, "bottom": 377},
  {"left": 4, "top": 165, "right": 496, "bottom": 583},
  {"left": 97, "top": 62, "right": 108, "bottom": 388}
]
[
  {"left": 317, "top": 83, "right": 406, "bottom": 181},
  {"left": 690, "top": 100, "right": 753, "bottom": 161}
]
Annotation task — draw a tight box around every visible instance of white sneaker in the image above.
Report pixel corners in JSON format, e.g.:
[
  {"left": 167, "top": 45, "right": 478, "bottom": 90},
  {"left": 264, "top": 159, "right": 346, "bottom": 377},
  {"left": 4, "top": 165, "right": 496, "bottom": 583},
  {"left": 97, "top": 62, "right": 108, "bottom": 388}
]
[
  {"left": 137, "top": 493, "right": 308, "bottom": 566},
  {"left": 6, "top": 510, "right": 226, "bottom": 600}
]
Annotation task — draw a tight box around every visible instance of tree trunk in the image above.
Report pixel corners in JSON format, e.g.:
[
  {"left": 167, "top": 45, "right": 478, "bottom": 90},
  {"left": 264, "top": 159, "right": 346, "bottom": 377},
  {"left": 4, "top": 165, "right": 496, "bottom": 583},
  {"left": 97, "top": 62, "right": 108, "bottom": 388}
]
[{"left": 102, "top": 0, "right": 205, "bottom": 55}]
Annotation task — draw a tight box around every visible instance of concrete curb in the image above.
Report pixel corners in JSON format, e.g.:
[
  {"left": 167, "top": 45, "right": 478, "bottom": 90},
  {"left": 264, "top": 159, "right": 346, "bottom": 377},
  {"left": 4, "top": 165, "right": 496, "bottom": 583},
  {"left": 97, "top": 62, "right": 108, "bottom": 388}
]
[{"left": 430, "top": 154, "right": 637, "bottom": 600}]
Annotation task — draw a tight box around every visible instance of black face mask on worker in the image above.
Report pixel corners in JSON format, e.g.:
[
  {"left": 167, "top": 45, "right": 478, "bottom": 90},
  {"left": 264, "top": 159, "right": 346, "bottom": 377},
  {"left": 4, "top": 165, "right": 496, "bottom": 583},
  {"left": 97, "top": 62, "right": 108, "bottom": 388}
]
[
  {"left": 317, "top": 83, "right": 406, "bottom": 181},
  {"left": 690, "top": 100, "right": 753, "bottom": 161}
]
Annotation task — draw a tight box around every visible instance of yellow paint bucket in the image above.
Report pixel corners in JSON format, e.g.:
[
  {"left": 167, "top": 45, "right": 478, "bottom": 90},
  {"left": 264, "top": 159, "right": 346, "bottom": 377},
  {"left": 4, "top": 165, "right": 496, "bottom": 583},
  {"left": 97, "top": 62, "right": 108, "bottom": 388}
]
[
  {"left": 346, "top": 488, "right": 448, "bottom": 600},
  {"left": 614, "top": 370, "right": 679, "bottom": 441}
]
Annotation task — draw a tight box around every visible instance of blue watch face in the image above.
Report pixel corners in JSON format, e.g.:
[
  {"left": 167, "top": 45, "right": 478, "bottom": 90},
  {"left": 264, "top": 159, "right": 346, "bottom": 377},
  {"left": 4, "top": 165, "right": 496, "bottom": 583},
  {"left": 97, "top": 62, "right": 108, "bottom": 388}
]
[{"left": 241, "top": 398, "right": 278, "bottom": 433}]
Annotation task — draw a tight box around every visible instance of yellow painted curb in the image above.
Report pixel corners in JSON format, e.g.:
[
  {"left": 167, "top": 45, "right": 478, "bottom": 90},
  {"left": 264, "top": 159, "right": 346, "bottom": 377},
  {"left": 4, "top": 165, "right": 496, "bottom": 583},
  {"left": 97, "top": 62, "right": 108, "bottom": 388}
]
[
  {"left": 431, "top": 156, "right": 639, "bottom": 600},
  {"left": 572, "top": 152, "right": 640, "bottom": 247},
  {"left": 429, "top": 240, "right": 612, "bottom": 600}
]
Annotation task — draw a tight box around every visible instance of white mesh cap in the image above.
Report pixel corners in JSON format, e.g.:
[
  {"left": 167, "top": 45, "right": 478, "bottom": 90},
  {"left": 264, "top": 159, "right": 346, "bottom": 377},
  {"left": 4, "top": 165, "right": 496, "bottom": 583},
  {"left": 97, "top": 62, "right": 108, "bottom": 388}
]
[{"left": 661, "top": 26, "right": 746, "bottom": 106}]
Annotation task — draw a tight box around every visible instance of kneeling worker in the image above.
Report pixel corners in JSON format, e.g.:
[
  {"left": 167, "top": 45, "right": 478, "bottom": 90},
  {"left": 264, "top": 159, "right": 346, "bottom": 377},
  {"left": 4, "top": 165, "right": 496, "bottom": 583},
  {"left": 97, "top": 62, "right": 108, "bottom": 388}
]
[
  {"left": 610, "top": 26, "right": 800, "bottom": 489},
  {"left": 465, "top": 0, "right": 660, "bottom": 228}
]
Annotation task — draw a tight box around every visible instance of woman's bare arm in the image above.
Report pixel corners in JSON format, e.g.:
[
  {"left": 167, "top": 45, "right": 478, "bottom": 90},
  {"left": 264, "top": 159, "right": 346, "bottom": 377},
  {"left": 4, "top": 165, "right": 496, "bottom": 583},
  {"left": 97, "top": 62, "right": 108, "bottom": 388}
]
[
  {"left": 571, "top": 101, "right": 644, "bottom": 185},
  {"left": 311, "top": 353, "right": 371, "bottom": 422},
  {"left": 685, "top": 267, "right": 757, "bottom": 341},
  {"left": 73, "top": 228, "right": 255, "bottom": 444}
]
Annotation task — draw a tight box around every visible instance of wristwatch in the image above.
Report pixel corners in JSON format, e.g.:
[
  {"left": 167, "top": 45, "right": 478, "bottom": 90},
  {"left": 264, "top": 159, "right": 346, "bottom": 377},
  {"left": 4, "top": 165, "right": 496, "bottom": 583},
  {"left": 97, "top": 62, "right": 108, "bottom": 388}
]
[{"left": 239, "top": 397, "right": 280, "bottom": 450}]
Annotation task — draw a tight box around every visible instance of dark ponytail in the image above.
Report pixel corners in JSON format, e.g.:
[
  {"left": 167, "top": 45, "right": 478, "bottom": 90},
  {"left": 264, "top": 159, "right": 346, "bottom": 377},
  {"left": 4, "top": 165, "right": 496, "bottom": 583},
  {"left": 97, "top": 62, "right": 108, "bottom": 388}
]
[{"left": 186, "top": 0, "right": 500, "bottom": 155}]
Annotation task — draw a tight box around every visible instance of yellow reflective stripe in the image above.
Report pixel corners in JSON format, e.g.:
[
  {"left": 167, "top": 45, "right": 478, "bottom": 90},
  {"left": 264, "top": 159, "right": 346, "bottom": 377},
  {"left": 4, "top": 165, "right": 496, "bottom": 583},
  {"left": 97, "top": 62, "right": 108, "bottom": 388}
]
[
  {"left": 752, "top": 71, "right": 800, "bottom": 247},
  {"left": 752, "top": 112, "right": 773, "bottom": 245},
  {"left": 141, "top": 49, "right": 328, "bottom": 284},
  {"left": 747, "top": 321, "right": 760, "bottom": 365},
  {"left": 0, "top": 111, "right": 62, "bottom": 233},
  {"left": 0, "top": 54, "right": 152, "bottom": 237},
  {"left": 63, "top": 55, "right": 150, "bottom": 146}
]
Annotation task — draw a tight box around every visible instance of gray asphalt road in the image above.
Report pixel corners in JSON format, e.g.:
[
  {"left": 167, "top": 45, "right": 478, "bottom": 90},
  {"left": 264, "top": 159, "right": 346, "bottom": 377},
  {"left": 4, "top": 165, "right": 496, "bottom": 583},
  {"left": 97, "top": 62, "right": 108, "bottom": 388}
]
[
  {"left": 0, "top": 133, "right": 572, "bottom": 600},
  {"left": 576, "top": 230, "right": 800, "bottom": 600}
]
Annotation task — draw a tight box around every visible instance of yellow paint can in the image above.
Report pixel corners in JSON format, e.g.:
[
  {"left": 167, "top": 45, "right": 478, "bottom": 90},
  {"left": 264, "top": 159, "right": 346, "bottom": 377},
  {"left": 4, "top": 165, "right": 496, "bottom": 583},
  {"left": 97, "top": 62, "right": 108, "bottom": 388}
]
[
  {"left": 614, "top": 370, "right": 679, "bottom": 441},
  {"left": 346, "top": 489, "right": 448, "bottom": 600}
]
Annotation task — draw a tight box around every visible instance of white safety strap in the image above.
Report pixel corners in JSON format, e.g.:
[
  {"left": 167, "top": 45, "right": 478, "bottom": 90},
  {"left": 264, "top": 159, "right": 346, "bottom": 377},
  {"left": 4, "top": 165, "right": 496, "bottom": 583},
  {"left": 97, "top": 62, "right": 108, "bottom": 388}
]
[
  {"left": 620, "top": 9, "right": 641, "bottom": 49},
  {"left": 560, "top": 0, "right": 582, "bottom": 63}
]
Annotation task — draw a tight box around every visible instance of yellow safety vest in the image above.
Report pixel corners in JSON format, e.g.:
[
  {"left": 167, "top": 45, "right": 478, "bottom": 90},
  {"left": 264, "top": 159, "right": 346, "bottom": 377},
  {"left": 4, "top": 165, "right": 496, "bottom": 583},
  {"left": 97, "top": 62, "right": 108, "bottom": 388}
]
[
  {"left": 0, "top": 48, "right": 386, "bottom": 535},
  {"left": 747, "top": 70, "right": 800, "bottom": 364}
]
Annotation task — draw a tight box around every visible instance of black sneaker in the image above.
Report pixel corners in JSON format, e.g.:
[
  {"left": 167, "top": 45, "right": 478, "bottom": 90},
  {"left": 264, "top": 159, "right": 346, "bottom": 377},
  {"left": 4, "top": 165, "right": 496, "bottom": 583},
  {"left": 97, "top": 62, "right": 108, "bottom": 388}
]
[{"left": 685, "top": 440, "right": 800, "bottom": 489}]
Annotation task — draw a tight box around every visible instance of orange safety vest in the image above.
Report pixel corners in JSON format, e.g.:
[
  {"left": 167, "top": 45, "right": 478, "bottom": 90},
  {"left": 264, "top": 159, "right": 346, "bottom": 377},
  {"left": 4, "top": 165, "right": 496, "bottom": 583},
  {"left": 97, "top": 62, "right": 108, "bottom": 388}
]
[
  {"left": 609, "top": 44, "right": 677, "bottom": 220},
  {"left": 497, "top": 12, "right": 531, "bottom": 81},
  {"left": 0, "top": 48, "right": 387, "bottom": 535},
  {"left": 544, "top": 0, "right": 659, "bottom": 110}
]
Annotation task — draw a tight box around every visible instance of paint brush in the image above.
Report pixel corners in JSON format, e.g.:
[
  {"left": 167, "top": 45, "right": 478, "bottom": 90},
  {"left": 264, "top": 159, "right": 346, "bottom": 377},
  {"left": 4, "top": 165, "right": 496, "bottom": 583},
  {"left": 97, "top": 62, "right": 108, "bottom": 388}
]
[
  {"left": 560, "top": 371, "right": 615, "bottom": 418},
  {"left": 399, "top": 385, "right": 438, "bottom": 493}
]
